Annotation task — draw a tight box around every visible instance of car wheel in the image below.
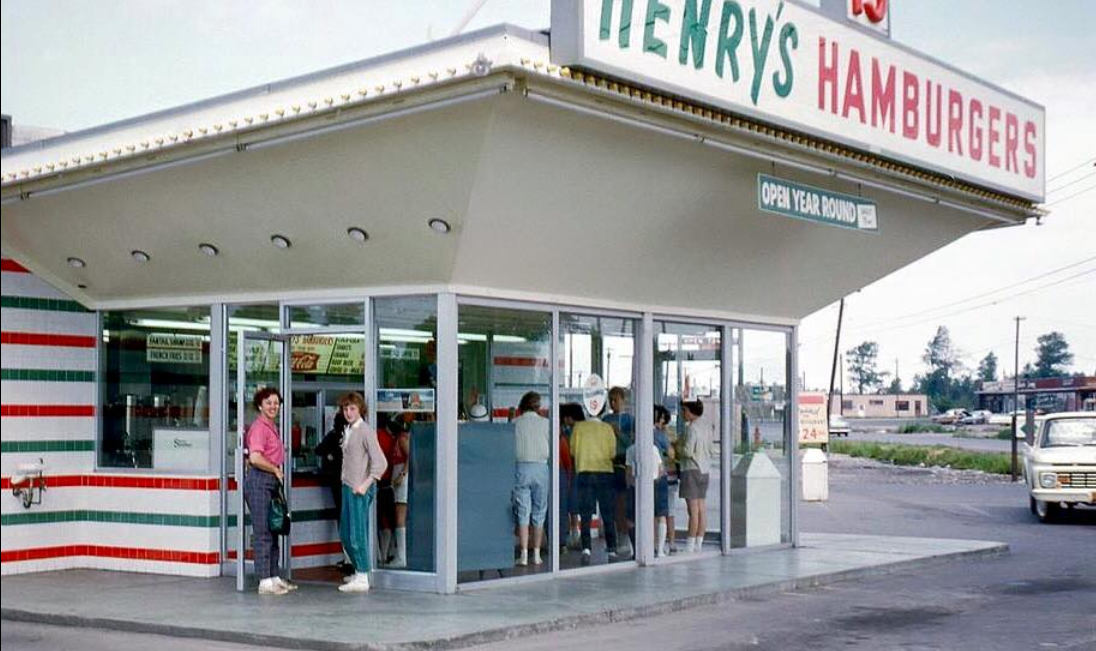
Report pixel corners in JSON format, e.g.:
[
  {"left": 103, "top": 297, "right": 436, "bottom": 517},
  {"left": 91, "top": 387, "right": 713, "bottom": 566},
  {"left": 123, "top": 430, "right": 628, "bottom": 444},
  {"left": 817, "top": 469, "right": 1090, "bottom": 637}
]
[{"left": 1032, "top": 497, "right": 1060, "bottom": 523}]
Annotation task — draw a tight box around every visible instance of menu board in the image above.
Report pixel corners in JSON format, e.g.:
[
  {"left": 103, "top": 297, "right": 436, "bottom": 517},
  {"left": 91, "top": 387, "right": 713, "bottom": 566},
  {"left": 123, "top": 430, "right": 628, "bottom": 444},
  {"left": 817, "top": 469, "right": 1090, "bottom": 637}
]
[{"left": 227, "top": 334, "right": 365, "bottom": 376}]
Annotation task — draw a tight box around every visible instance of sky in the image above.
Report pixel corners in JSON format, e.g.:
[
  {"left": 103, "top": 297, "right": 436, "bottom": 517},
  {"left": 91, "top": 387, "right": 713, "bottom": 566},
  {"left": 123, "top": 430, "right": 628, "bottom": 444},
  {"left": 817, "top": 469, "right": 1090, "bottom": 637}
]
[{"left": 2, "top": 1, "right": 1094, "bottom": 391}]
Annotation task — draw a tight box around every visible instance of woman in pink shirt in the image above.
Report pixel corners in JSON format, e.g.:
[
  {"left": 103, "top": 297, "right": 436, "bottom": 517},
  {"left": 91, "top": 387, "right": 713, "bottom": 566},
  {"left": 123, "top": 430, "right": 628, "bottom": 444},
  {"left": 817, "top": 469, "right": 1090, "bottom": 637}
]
[{"left": 244, "top": 387, "right": 295, "bottom": 596}]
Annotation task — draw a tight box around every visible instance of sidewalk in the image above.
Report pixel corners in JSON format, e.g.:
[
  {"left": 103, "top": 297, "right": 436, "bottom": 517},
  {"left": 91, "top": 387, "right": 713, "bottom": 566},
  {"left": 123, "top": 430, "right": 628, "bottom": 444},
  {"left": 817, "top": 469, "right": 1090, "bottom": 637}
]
[{"left": 0, "top": 533, "right": 1006, "bottom": 651}]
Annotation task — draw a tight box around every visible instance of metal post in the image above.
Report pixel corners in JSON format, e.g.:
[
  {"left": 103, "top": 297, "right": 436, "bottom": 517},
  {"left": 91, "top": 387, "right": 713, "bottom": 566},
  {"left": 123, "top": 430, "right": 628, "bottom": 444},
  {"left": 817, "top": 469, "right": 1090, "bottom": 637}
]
[
  {"left": 436, "top": 293, "right": 459, "bottom": 593},
  {"left": 635, "top": 314, "right": 655, "bottom": 564},
  {"left": 828, "top": 299, "right": 845, "bottom": 422},
  {"left": 1011, "top": 316, "right": 1025, "bottom": 482}
]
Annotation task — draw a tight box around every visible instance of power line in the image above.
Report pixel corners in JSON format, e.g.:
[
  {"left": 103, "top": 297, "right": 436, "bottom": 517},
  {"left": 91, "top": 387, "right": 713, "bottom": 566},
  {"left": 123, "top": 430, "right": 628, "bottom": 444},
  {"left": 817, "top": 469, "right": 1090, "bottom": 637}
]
[
  {"left": 1046, "top": 156, "right": 1096, "bottom": 183},
  {"left": 1047, "top": 170, "right": 1096, "bottom": 194},
  {"left": 855, "top": 267, "right": 1096, "bottom": 337},
  {"left": 800, "top": 266, "right": 1096, "bottom": 347},
  {"left": 836, "top": 254, "right": 1096, "bottom": 332},
  {"left": 1046, "top": 183, "right": 1096, "bottom": 207}
]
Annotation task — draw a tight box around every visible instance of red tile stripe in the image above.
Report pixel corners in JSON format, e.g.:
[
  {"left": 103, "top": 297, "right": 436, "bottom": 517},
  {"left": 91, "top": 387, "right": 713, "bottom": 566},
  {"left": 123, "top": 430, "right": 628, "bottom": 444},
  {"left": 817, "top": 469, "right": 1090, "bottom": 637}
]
[
  {"left": 1, "top": 332, "right": 97, "bottom": 348},
  {"left": 224, "top": 475, "right": 324, "bottom": 491},
  {"left": 0, "top": 474, "right": 326, "bottom": 491},
  {"left": 0, "top": 475, "right": 219, "bottom": 491},
  {"left": 0, "top": 404, "right": 95, "bottom": 417},
  {"left": 1, "top": 259, "right": 30, "bottom": 273},
  {"left": 226, "top": 542, "right": 342, "bottom": 560},
  {"left": 493, "top": 356, "right": 549, "bottom": 367},
  {"left": 1, "top": 545, "right": 219, "bottom": 565}
]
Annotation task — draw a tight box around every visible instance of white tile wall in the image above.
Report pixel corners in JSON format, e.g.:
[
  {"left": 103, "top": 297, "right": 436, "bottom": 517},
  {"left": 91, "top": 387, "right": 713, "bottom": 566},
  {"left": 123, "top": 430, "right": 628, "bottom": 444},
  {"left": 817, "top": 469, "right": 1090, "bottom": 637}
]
[
  {"left": 0, "top": 308, "right": 98, "bottom": 335},
  {"left": 0, "top": 449, "right": 93, "bottom": 477},
  {"left": 0, "top": 380, "right": 97, "bottom": 404},
  {"left": 0, "top": 273, "right": 75, "bottom": 300},
  {"left": 0, "top": 345, "right": 97, "bottom": 371},
  {"left": 0, "top": 416, "right": 97, "bottom": 439}
]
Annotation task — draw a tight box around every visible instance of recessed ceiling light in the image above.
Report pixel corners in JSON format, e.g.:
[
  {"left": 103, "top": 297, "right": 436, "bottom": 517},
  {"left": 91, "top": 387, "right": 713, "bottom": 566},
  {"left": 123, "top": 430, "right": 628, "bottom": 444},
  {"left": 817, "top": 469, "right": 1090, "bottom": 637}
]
[
  {"left": 66, "top": 257, "right": 86, "bottom": 269},
  {"left": 270, "top": 234, "right": 292, "bottom": 249},
  {"left": 198, "top": 243, "right": 220, "bottom": 257},
  {"left": 347, "top": 227, "right": 369, "bottom": 243},
  {"left": 77, "top": 283, "right": 88, "bottom": 289},
  {"left": 428, "top": 218, "right": 451, "bottom": 234},
  {"left": 131, "top": 250, "right": 151, "bottom": 262}
]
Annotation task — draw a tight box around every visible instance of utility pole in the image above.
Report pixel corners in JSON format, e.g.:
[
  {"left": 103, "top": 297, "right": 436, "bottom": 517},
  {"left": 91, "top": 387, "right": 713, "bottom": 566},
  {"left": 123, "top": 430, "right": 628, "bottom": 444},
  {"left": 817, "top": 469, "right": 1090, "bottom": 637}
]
[
  {"left": 827, "top": 298, "right": 845, "bottom": 423},
  {"left": 1011, "top": 316, "right": 1026, "bottom": 482}
]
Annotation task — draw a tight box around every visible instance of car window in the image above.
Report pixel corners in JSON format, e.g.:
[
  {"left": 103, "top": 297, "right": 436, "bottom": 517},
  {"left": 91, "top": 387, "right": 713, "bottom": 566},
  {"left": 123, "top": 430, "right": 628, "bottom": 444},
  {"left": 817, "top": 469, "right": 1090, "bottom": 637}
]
[{"left": 1040, "top": 418, "right": 1096, "bottom": 447}]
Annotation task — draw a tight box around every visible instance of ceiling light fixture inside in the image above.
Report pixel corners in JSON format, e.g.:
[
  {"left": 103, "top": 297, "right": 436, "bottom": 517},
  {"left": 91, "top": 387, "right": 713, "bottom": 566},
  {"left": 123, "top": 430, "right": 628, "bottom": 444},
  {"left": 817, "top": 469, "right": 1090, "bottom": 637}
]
[
  {"left": 270, "top": 234, "right": 292, "bottom": 249},
  {"left": 198, "top": 243, "right": 219, "bottom": 257},
  {"left": 428, "top": 218, "right": 451, "bottom": 234},
  {"left": 131, "top": 250, "right": 151, "bottom": 262},
  {"left": 347, "top": 227, "right": 369, "bottom": 243},
  {"left": 67, "top": 257, "right": 86, "bottom": 268}
]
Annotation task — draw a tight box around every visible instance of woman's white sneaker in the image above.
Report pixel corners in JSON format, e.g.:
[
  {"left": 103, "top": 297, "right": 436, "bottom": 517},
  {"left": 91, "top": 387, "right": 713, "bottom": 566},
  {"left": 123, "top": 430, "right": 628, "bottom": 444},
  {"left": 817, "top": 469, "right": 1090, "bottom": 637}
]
[
  {"left": 257, "top": 578, "right": 288, "bottom": 595},
  {"left": 338, "top": 573, "right": 371, "bottom": 593}
]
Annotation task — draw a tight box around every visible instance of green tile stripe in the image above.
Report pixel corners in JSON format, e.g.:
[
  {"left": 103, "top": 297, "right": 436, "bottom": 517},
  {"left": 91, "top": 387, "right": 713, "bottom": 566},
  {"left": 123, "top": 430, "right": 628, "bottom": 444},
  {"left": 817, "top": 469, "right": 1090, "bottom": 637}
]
[
  {"left": 1, "top": 369, "right": 96, "bottom": 382},
  {"left": 227, "top": 508, "right": 338, "bottom": 528},
  {"left": 0, "top": 295, "right": 90, "bottom": 313},
  {"left": 0, "top": 440, "right": 95, "bottom": 453},
  {"left": 2, "top": 510, "right": 218, "bottom": 527},
  {"left": 3, "top": 507, "right": 338, "bottom": 528}
]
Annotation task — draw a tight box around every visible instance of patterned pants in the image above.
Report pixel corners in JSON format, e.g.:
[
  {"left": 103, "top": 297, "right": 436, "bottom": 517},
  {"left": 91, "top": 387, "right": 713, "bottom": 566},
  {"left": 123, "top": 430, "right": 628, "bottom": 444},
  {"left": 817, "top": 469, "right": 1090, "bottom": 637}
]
[{"left": 243, "top": 469, "right": 280, "bottom": 580}]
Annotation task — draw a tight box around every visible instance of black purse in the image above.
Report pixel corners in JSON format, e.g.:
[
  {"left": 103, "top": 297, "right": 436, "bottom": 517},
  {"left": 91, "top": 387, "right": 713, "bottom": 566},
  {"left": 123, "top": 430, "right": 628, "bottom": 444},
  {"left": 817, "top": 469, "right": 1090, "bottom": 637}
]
[{"left": 268, "top": 481, "right": 292, "bottom": 536}]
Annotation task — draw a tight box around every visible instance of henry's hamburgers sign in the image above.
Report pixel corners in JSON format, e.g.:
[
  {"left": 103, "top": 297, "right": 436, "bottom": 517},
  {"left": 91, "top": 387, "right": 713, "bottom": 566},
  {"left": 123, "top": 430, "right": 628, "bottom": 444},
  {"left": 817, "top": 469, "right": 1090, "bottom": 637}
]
[{"left": 551, "top": 0, "right": 1045, "bottom": 201}]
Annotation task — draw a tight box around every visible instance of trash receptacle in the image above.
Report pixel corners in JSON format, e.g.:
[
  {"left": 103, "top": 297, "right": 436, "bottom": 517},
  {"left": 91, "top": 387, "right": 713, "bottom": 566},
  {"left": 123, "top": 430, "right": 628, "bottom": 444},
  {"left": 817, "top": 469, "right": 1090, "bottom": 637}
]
[{"left": 801, "top": 448, "right": 828, "bottom": 502}]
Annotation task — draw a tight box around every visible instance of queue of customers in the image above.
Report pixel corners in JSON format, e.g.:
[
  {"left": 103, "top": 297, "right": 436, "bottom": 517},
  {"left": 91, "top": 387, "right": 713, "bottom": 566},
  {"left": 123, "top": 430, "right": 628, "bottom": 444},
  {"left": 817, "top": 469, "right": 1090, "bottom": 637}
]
[
  {"left": 511, "top": 388, "right": 715, "bottom": 568},
  {"left": 243, "top": 385, "right": 715, "bottom": 595}
]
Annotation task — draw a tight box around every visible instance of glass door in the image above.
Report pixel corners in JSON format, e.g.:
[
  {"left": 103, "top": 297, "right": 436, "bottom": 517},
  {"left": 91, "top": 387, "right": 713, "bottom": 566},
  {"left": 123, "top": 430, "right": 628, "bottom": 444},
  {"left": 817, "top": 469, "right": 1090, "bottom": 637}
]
[
  {"left": 233, "top": 330, "right": 288, "bottom": 591},
  {"left": 283, "top": 327, "right": 367, "bottom": 582}
]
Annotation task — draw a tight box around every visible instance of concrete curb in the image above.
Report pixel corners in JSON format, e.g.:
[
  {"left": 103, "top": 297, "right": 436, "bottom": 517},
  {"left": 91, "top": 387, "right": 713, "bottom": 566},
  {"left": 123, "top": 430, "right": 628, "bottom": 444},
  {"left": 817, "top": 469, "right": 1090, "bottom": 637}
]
[{"left": 1, "top": 542, "right": 1008, "bottom": 651}]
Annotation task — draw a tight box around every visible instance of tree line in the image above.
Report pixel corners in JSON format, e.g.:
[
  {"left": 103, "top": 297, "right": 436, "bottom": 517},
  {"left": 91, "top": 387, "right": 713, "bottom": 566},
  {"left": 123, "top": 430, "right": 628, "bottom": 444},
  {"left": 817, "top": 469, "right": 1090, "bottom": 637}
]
[{"left": 844, "top": 327, "right": 1078, "bottom": 412}]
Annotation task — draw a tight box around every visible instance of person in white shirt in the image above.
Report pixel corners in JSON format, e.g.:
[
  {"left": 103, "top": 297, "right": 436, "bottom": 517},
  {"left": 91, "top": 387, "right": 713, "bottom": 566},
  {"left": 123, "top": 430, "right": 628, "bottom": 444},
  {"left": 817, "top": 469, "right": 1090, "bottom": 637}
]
[
  {"left": 624, "top": 435, "right": 665, "bottom": 559},
  {"left": 677, "top": 400, "right": 713, "bottom": 553},
  {"left": 512, "top": 391, "right": 550, "bottom": 566}
]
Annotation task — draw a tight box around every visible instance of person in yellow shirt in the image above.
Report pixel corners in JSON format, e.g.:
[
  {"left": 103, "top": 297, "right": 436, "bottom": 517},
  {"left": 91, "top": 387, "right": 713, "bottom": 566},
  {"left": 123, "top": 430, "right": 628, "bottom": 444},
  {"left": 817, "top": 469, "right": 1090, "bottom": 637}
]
[{"left": 571, "top": 412, "right": 619, "bottom": 565}]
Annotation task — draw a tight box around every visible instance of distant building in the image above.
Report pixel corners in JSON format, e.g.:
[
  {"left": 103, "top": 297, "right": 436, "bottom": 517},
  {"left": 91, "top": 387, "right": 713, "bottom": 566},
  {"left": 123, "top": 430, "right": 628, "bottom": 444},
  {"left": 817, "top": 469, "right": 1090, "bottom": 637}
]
[
  {"left": 978, "top": 376, "right": 1096, "bottom": 414},
  {"left": 830, "top": 394, "right": 929, "bottom": 418}
]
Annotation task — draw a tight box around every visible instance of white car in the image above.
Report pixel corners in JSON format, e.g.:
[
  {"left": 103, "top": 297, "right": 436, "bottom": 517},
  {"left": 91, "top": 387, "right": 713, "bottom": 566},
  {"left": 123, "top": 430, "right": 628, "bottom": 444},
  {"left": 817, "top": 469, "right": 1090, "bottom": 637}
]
[
  {"left": 958, "top": 409, "right": 992, "bottom": 425},
  {"left": 1021, "top": 412, "right": 1096, "bottom": 522}
]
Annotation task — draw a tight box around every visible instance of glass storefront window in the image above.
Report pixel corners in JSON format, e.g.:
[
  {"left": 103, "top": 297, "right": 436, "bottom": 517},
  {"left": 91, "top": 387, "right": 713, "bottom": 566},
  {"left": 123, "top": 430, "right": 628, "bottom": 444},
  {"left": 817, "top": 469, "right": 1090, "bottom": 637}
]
[
  {"left": 288, "top": 302, "right": 365, "bottom": 328},
  {"left": 100, "top": 307, "right": 211, "bottom": 470},
  {"left": 653, "top": 322, "right": 722, "bottom": 555},
  {"left": 456, "top": 305, "right": 553, "bottom": 583},
  {"left": 731, "top": 328, "right": 792, "bottom": 547},
  {"left": 559, "top": 314, "right": 637, "bottom": 569},
  {"left": 374, "top": 296, "right": 438, "bottom": 572}
]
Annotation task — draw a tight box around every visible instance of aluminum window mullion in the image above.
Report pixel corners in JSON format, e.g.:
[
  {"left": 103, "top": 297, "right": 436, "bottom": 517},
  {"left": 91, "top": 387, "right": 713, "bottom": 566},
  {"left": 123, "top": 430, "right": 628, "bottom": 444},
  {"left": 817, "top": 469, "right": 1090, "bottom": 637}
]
[
  {"left": 435, "top": 292, "right": 459, "bottom": 594},
  {"left": 550, "top": 309, "right": 561, "bottom": 575},
  {"left": 635, "top": 313, "right": 655, "bottom": 565},
  {"left": 788, "top": 326, "right": 800, "bottom": 547},
  {"left": 721, "top": 325, "right": 733, "bottom": 554}
]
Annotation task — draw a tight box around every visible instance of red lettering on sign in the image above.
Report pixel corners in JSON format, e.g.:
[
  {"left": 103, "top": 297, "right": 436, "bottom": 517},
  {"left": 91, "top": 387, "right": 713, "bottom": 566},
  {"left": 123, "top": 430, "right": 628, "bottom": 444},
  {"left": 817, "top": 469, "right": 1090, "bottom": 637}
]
[
  {"left": 988, "top": 105, "right": 1002, "bottom": 168},
  {"left": 842, "top": 49, "right": 865, "bottom": 123},
  {"left": 947, "top": 89, "right": 964, "bottom": 155},
  {"left": 969, "top": 98, "right": 984, "bottom": 162},
  {"left": 818, "top": 37, "right": 839, "bottom": 113},
  {"left": 852, "top": 0, "right": 888, "bottom": 23},
  {"left": 1005, "top": 112, "right": 1019, "bottom": 173},
  {"left": 925, "top": 79, "right": 943, "bottom": 148},
  {"left": 1023, "top": 120, "right": 1038, "bottom": 179},
  {"left": 871, "top": 58, "right": 896, "bottom": 133},
  {"left": 902, "top": 71, "right": 919, "bottom": 140}
]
